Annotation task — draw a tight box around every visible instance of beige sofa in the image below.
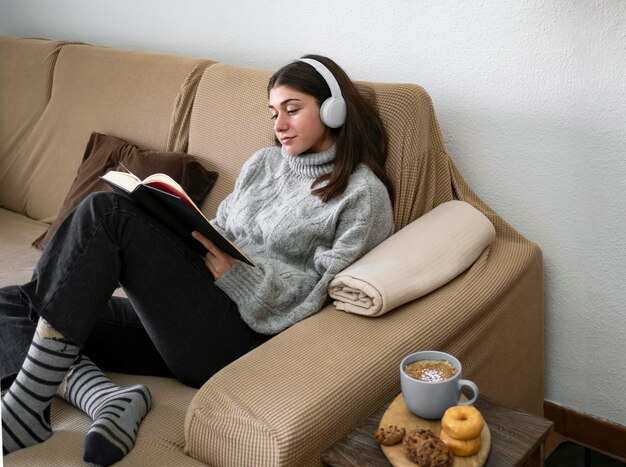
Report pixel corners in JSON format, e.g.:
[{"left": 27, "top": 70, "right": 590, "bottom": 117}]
[{"left": 0, "top": 36, "right": 544, "bottom": 466}]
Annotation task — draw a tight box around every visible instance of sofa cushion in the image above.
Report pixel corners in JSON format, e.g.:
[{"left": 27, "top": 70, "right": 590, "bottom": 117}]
[
  {"left": 3, "top": 373, "right": 205, "bottom": 466},
  {"left": 0, "top": 37, "right": 68, "bottom": 189},
  {"left": 188, "top": 64, "right": 276, "bottom": 220},
  {"left": 0, "top": 42, "right": 212, "bottom": 222},
  {"left": 32, "top": 132, "right": 218, "bottom": 250},
  {"left": 0, "top": 208, "right": 47, "bottom": 287},
  {"left": 328, "top": 200, "right": 496, "bottom": 316}
]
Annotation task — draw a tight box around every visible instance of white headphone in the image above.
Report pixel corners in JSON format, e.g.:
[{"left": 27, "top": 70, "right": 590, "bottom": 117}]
[{"left": 299, "top": 58, "right": 347, "bottom": 128}]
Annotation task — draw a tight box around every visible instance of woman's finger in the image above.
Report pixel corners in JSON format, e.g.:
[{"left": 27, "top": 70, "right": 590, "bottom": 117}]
[
  {"left": 193, "top": 231, "right": 236, "bottom": 280},
  {"left": 193, "top": 231, "right": 224, "bottom": 257},
  {"left": 192, "top": 231, "right": 211, "bottom": 249}
]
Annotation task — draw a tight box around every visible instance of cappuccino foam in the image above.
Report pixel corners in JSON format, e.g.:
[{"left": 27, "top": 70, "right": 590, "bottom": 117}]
[{"left": 404, "top": 359, "right": 457, "bottom": 382}]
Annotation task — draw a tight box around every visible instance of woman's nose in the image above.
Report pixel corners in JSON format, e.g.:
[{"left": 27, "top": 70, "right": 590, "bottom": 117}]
[{"left": 274, "top": 113, "right": 288, "bottom": 132}]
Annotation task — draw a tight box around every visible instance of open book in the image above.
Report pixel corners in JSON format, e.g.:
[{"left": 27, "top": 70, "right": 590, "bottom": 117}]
[{"left": 100, "top": 169, "right": 254, "bottom": 266}]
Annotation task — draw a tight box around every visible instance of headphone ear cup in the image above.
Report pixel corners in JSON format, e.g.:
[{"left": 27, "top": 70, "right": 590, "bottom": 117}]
[{"left": 320, "top": 96, "right": 347, "bottom": 128}]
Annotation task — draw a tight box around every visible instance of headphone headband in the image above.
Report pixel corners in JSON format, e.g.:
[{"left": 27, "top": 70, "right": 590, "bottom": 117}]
[
  {"left": 299, "top": 58, "right": 343, "bottom": 99},
  {"left": 299, "top": 58, "right": 347, "bottom": 128}
]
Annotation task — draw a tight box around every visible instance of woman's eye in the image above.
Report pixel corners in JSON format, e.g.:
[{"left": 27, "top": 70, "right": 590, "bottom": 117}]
[{"left": 270, "top": 109, "right": 299, "bottom": 120}]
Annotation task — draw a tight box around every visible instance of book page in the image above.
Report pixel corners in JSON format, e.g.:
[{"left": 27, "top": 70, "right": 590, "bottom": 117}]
[
  {"left": 142, "top": 173, "right": 183, "bottom": 192},
  {"left": 101, "top": 171, "right": 141, "bottom": 193}
]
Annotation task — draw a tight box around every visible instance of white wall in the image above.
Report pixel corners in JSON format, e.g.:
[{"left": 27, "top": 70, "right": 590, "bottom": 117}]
[{"left": 2, "top": 0, "right": 625, "bottom": 426}]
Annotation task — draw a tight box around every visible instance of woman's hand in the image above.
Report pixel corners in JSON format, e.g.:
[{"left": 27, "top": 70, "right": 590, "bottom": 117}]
[{"left": 192, "top": 231, "right": 237, "bottom": 280}]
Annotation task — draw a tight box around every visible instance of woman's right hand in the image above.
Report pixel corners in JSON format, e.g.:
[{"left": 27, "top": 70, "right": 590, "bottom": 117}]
[{"left": 192, "top": 231, "right": 237, "bottom": 280}]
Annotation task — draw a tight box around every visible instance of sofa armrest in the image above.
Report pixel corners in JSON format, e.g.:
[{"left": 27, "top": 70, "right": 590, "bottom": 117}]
[{"left": 184, "top": 236, "right": 543, "bottom": 467}]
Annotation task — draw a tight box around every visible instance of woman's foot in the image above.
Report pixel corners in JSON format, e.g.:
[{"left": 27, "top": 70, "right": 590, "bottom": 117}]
[
  {"left": 1, "top": 320, "right": 79, "bottom": 453},
  {"left": 61, "top": 355, "right": 152, "bottom": 465}
]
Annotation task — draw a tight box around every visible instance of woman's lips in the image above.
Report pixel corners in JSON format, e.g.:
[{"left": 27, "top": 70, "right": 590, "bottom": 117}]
[{"left": 280, "top": 136, "right": 294, "bottom": 145}]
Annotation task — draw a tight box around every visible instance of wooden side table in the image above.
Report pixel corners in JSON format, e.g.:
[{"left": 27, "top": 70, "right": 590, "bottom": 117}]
[{"left": 321, "top": 395, "right": 553, "bottom": 467}]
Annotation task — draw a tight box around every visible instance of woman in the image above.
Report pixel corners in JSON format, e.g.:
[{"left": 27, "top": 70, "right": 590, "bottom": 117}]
[{"left": 0, "top": 55, "right": 394, "bottom": 465}]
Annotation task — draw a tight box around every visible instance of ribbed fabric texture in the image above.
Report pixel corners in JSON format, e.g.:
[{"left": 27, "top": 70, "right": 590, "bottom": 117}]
[
  {"left": 188, "top": 64, "right": 277, "bottom": 220},
  {"left": 0, "top": 37, "right": 64, "bottom": 212},
  {"left": 166, "top": 61, "right": 215, "bottom": 153},
  {"left": 0, "top": 41, "right": 210, "bottom": 222},
  {"left": 0, "top": 208, "right": 48, "bottom": 287},
  {"left": 1, "top": 39, "right": 544, "bottom": 467},
  {"left": 184, "top": 67, "right": 544, "bottom": 467}
]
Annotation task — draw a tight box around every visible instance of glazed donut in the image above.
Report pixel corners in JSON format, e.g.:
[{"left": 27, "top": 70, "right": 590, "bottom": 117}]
[
  {"left": 441, "top": 405, "right": 484, "bottom": 440},
  {"left": 440, "top": 430, "right": 481, "bottom": 457}
]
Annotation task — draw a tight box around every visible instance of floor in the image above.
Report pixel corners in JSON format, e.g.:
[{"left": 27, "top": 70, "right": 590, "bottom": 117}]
[{"left": 545, "top": 441, "right": 626, "bottom": 467}]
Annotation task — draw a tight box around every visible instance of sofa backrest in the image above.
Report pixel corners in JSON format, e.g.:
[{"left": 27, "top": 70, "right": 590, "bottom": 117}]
[
  {"left": 0, "top": 37, "right": 67, "bottom": 190},
  {"left": 0, "top": 39, "right": 212, "bottom": 222},
  {"left": 188, "top": 64, "right": 276, "bottom": 220},
  {"left": 189, "top": 63, "right": 456, "bottom": 230},
  {"left": 0, "top": 36, "right": 476, "bottom": 233}
]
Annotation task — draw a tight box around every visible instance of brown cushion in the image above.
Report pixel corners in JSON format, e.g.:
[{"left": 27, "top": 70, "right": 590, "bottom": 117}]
[{"left": 33, "top": 132, "right": 218, "bottom": 250}]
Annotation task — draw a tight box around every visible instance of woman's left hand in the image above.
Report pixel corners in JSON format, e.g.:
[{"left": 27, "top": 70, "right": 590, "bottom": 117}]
[{"left": 192, "top": 231, "right": 237, "bottom": 280}]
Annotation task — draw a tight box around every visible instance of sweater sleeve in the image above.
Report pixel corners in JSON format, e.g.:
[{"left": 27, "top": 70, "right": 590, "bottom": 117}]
[{"left": 214, "top": 180, "right": 394, "bottom": 335}]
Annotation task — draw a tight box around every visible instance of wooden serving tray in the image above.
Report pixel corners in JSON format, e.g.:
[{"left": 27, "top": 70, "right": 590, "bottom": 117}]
[{"left": 379, "top": 394, "right": 491, "bottom": 466}]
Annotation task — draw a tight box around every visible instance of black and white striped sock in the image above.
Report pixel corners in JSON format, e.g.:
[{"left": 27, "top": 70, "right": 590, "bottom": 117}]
[
  {"left": 61, "top": 354, "right": 152, "bottom": 466},
  {"left": 1, "top": 320, "right": 79, "bottom": 454}
]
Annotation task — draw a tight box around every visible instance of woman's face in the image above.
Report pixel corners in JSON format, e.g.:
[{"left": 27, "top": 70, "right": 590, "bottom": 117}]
[{"left": 268, "top": 85, "right": 334, "bottom": 156}]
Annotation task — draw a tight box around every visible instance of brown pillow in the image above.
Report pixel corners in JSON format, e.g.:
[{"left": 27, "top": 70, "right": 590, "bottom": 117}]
[{"left": 33, "top": 132, "right": 218, "bottom": 250}]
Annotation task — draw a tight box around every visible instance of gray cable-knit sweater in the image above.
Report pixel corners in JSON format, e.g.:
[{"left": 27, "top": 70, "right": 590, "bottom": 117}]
[{"left": 212, "top": 145, "right": 394, "bottom": 335}]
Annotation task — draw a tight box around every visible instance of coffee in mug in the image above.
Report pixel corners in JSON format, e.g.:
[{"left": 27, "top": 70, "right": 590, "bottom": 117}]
[
  {"left": 400, "top": 350, "right": 479, "bottom": 419},
  {"left": 404, "top": 359, "right": 457, "bottom": 382}
]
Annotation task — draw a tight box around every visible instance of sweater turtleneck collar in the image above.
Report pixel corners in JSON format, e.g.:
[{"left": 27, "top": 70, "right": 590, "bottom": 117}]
[{"left": 281, "top": 144, "right": 336, "bottom": 179}]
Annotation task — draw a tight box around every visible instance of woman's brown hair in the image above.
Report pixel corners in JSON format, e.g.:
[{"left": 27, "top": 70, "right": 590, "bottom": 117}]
[{"left": 268, "top": 54, "right": 394, "bottom": 203}]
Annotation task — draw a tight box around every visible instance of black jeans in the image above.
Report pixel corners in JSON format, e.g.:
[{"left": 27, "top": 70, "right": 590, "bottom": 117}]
[{"left": 0, "top": 192, "right": 268, "bottom": 389}]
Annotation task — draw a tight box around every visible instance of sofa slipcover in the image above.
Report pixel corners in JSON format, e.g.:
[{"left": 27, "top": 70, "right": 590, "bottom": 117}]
[
  {"left": 1, "top": 36, "right": 543, "bottom": 467},
  {"left": 0, "top": 41, "right": 212, "bottom": 222},
  {"left": 182, "top": 65, "right": 544, "bottom": 466}
]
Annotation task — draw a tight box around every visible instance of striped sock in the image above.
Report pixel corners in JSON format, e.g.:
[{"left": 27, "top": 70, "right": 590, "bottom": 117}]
[
  {"left": 61, "top": 355, "right": 152, "bottom": 466},
  {"left": 1, "top": 321, "right": 79, "bottom": 454}
]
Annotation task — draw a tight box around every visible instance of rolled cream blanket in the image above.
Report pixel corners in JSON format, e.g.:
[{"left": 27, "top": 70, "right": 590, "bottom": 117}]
[{"left": 328, "top": 200, "right": 496, "bottom": 317}]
